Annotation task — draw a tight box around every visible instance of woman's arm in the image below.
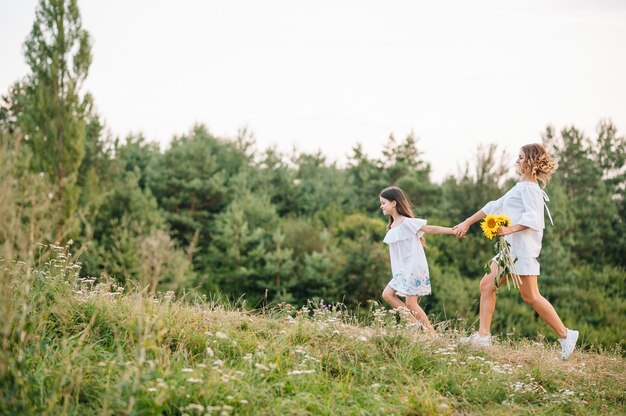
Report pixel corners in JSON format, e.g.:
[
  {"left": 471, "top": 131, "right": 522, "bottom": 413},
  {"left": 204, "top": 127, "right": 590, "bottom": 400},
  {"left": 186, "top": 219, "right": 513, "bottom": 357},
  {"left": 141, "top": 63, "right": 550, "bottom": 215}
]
[
  {"left": 452, "top": 209, "right": 486, "bottom": 237},
  {"left": 496, "top": 224, "right": 529, "bottom": 236},
  {"left": 453, "top": 192, "right": 509, "bottom": 238},
  {"left": 421, "top": 225, "right": 455, "bottom": 235}
]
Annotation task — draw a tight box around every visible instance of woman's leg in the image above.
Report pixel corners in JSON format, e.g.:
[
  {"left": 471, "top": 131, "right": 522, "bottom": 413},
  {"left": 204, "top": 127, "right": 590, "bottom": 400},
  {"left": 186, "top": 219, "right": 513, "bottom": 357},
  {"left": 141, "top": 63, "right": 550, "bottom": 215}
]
[
  {"left": 518, "top": 276, "right": 567, "bottom": 339},
  {"left": 405, "top": 296, "right": 436, "bottom": 335},
  {"left": 382, "top": 285, "right": 417, "bottom": 323},
  {"left": 478, "top": 262, "right": 508, "bottom": 336}
]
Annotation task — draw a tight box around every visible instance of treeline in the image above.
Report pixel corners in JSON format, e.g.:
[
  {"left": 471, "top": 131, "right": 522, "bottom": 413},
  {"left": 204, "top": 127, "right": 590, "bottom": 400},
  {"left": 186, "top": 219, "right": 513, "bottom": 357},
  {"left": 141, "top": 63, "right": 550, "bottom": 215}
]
[{"left": 1, "top": 0, "right": 625, "bottom": 349}]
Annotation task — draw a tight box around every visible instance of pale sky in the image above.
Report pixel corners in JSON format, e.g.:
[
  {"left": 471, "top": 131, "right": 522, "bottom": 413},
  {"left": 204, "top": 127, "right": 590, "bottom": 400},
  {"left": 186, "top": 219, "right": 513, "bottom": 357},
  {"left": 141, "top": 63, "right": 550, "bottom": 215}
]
[{"left": 2, "top": 0, "right": 626, "bottom": 181}]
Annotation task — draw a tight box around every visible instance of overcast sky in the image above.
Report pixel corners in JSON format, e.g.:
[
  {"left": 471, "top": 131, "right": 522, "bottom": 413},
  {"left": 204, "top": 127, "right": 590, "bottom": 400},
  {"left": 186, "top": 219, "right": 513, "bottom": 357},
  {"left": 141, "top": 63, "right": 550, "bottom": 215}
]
[{"left": 2, "top": 0, "right": 625, "bottom": 181}]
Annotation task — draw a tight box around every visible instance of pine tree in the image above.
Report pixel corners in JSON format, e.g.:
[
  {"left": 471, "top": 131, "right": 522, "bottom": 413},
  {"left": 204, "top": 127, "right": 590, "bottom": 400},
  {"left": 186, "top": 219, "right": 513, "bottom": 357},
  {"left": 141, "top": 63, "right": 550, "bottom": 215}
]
[{"left": 20, "top": 0, "right": 93, "bottom": 231}]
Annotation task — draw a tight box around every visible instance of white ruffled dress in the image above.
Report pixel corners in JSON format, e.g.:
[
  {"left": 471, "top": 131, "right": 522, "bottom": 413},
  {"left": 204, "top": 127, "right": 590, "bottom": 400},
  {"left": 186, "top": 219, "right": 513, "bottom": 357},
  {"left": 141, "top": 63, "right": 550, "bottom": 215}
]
[{"left": 383, "top": 217, "right": 431, "bottom": 297}]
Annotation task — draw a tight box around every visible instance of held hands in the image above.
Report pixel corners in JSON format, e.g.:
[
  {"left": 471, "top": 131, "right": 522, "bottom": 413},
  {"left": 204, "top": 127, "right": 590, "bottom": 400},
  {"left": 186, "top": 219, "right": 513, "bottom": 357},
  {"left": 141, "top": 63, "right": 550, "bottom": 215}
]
[
  {"left": 452, "top": 223, "right": 519, "bottom": 238},
  {"left": 452, "top": 221, "right": 470, "bottom": 238}
]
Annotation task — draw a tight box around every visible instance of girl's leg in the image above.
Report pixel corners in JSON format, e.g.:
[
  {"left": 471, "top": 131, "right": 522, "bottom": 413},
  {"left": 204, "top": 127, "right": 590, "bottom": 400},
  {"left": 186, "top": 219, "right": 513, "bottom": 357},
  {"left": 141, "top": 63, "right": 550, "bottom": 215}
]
[
  {"left": 478, "top": 262, "right": 507, "bottom": 336},
  {"left": 405, "top": 296, "right": 436, "bottom": 335},
  {"left": 518, "top": 276, "right": 567, "bottom": 339},
  {"left": 382, "top": 285, "right": 417, "bottom": 323}
]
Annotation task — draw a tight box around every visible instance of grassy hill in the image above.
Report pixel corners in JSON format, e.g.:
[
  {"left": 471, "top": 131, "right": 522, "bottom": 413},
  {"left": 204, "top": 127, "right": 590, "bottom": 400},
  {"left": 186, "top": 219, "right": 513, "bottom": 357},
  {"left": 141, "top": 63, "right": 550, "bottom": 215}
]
[{"left": 1, "top": 247, "right": 625, "bottom": 415}]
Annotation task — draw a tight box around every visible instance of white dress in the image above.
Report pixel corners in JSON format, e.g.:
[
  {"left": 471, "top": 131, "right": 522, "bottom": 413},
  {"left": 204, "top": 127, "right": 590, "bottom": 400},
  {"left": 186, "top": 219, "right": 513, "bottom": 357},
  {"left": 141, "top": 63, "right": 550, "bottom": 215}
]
[
  {"left": 383, "top": 217, "right": 431, "bottom": 297},
  {"left": 481, "top": 181, "right": 553, "bottom": 276}
]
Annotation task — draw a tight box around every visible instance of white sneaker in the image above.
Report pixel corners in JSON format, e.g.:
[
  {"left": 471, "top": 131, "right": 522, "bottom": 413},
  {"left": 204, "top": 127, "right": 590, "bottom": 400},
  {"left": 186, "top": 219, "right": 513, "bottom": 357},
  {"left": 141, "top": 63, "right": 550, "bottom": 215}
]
[
  {"left": 460, "top": 332, "right": 492, "bottom": 347},
  {"left": 559, "top": 329, "right": 579, "bottom": 360}
]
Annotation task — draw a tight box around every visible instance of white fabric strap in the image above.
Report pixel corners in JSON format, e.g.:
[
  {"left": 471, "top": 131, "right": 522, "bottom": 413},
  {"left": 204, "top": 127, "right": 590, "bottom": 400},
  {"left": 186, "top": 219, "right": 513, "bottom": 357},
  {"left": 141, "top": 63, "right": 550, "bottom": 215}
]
[{"left": 541, "top": 190, "right": 554, "bottom": 226}]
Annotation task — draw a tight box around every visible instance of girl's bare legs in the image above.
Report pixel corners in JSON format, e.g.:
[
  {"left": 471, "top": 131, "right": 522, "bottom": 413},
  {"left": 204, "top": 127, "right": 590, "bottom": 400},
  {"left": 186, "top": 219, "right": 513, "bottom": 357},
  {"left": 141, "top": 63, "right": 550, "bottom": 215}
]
[
  {"left": 382, "top": 286, "right": 436, "bottom": 334},
  {"left": 382, "top": 285, "right": 415, "bottom": 321},
  {"left": 518, "top": 275, "right": 567, "bottom": 339},
  {"left": 405, "top": 295, "right": 437, "bottom": 335}
]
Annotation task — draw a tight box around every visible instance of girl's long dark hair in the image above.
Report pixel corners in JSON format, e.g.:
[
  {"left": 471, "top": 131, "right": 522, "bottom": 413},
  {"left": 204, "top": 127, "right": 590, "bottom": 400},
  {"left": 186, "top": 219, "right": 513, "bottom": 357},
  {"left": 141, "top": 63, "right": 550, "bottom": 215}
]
[{"left": 380, "top": 186, "right": 425, "bottom": 245}]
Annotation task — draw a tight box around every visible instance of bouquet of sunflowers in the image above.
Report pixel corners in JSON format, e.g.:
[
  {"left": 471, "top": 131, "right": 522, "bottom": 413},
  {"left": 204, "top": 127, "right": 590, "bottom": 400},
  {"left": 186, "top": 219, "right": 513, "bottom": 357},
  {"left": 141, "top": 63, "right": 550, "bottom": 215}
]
[{"left": 480, "top": 214, "right": 522, "bottom": 290}]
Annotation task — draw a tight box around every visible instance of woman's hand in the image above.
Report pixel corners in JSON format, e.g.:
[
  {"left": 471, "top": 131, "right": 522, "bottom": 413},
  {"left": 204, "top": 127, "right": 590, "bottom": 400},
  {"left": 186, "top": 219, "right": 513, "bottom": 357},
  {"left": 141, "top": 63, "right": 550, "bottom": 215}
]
[
  {"left": 452, "top": 220, "right": 470, "bottom": 238},
  {"left": 497, "top": 226, "right": 512, "bottom": 236}
]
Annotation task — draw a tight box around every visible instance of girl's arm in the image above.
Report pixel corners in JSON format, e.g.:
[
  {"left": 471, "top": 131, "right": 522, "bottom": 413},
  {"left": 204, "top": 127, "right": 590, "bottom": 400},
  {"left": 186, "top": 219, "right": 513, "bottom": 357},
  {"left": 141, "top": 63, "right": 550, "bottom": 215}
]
[{"left": 421, "top": 225, "right": 455, "bottom": 235}]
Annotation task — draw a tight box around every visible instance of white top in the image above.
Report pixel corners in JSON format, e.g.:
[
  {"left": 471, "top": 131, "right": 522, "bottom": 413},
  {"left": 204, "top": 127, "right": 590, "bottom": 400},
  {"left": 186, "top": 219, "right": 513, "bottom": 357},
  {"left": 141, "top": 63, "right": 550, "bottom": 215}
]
[
  {"left": 383, "top": 217, "right": 430, "bottom": 284},
  {"left": 481, "top": 181, "right": 552, "bottom": 258}
]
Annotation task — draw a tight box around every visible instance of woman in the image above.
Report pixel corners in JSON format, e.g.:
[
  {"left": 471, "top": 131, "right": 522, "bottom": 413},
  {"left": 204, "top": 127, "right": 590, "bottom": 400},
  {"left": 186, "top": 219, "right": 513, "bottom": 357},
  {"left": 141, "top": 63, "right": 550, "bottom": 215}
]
[{"left": 452, "top": 143, "right": 578, "bottom": 360}]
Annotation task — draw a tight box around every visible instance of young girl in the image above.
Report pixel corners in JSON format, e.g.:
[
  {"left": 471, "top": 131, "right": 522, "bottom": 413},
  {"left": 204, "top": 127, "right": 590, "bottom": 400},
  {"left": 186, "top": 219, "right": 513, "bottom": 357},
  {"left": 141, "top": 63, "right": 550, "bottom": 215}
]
[
  {"left": 379, "top": 186, "right": 455, "bottom": 335},
  {"left": 453, "top": 143, "right": 579, "bottom": 359}
]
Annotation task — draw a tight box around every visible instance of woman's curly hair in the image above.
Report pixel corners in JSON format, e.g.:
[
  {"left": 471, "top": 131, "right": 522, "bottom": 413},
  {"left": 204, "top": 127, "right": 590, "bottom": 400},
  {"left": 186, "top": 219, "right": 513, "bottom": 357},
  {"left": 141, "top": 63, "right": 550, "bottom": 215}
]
[{"left": 521, "top": 143, "right": 558, "bottom": 188}]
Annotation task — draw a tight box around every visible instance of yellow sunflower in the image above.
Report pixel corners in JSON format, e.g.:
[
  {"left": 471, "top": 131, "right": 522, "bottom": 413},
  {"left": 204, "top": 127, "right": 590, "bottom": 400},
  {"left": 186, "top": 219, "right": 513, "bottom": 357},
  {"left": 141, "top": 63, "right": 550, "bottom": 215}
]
[
  {"left": 480, "top": 214, "right": 500, "bottom": 240},
  {"left": 496, "top": 214, "right": 511, "bottom": 227}
]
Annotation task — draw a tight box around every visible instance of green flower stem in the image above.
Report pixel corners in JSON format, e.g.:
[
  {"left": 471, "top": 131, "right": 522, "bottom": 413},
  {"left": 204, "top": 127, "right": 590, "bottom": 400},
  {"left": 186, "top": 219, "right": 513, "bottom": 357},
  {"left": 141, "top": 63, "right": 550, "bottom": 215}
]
[{"left": 493, "top": 237, "right": 522, "bottom": 291}]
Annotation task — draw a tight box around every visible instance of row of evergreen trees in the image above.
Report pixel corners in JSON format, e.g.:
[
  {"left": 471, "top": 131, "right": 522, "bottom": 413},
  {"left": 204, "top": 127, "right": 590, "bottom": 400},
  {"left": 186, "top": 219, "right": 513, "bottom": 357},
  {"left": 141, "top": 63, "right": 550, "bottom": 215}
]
[{"left": 1, "top": 0, "right": 624, "bottom": 349}]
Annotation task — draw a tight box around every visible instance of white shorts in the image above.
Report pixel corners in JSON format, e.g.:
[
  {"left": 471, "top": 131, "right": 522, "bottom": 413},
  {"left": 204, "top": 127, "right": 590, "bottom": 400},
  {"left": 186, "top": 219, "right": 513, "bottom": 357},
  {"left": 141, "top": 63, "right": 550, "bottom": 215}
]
[{"left": 492, "top": 254, "right": 540, "bottom": 276}]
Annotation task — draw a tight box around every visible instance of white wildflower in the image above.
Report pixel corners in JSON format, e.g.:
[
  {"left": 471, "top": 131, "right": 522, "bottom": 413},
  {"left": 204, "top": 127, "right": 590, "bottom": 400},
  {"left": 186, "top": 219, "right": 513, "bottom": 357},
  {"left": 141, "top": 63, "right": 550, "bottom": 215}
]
[
  {"left": 255, "top": 363, "right": 270, "bottom": 372},
  {"left": 186, "top": 378, "right": 203, "bottom": 383},
  {"left": 185, "top": 403, "right": 204, "bottom": 412},
  {"left": 287, "top": 369, "right": 316, "bottom": 375}
]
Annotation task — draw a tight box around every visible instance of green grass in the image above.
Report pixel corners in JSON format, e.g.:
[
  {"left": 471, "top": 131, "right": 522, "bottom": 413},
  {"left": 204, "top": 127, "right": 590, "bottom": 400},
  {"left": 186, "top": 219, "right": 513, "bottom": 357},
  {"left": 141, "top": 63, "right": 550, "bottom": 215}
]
[{"left": 1, "top": 248, "right": 625, "bottom": 415}]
